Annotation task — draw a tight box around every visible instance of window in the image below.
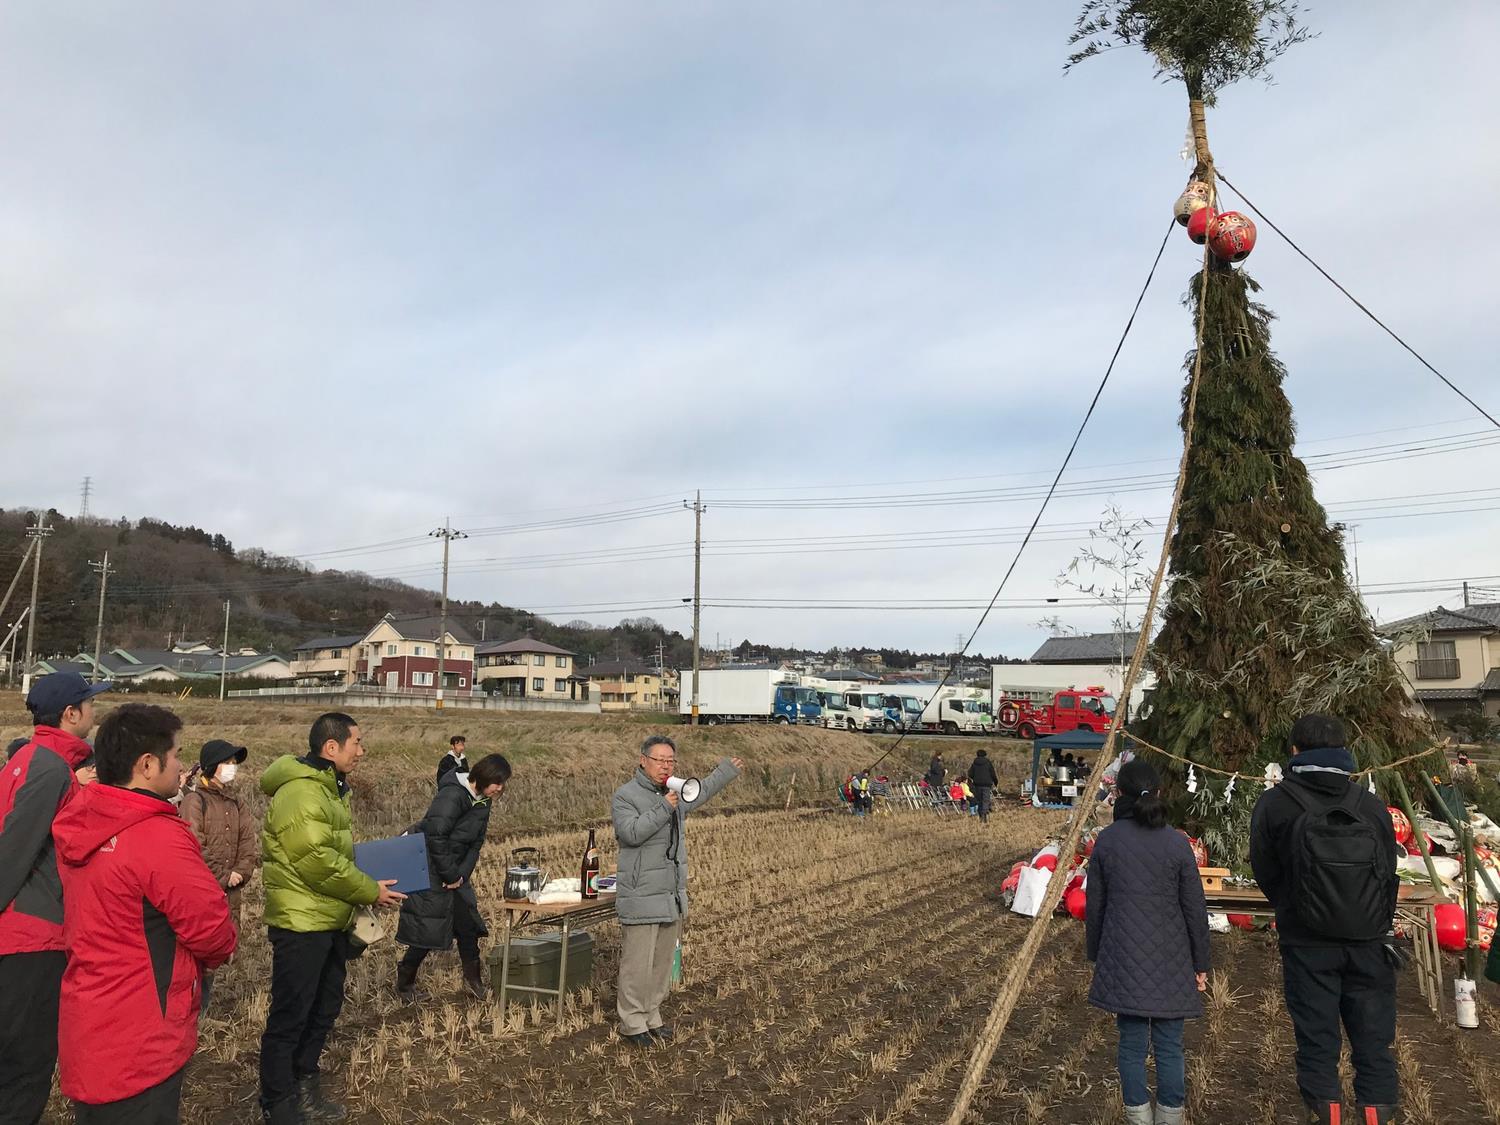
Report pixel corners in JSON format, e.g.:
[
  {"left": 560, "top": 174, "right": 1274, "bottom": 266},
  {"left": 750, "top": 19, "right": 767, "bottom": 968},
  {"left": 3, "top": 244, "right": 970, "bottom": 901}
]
[
  {"left": 533, "top": 654, "right": 545, "bottom": 666},
  {"left": 330, "top": 649, "right": 342, "bottom": 659},
  {"left": 555, "top": 678, "right": 566, "bottom": 692},
  {"left": 1415, "top": 640, "right": 1460, "bottom": 680},
  {"left": 556, "top": 655, "right": 567, "bottom": 668},
  {"left": 386, "top": 644, "right": 397, "bottom": 656},
  {"left": 414, "top": 645, "right": 426, "bottom": 657},
  {"left": 1058, "top": 694, "right": 1078, "bottom": 710},
  {"left": 413, "top": 671, "right": 434, "bottom": 687},
  {"left": 459, "top": 677, "right": 466, "bottom": 687},
  {"left": 532, "top": 677, "right": 545, "bottom": 692}
]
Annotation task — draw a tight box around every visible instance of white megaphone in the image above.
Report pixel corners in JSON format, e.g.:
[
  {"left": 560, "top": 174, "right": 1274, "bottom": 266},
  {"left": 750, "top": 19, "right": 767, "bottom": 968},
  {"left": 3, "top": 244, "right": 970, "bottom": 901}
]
[{"left": 666, "top": 775, "right": 702, "bottom": 803}]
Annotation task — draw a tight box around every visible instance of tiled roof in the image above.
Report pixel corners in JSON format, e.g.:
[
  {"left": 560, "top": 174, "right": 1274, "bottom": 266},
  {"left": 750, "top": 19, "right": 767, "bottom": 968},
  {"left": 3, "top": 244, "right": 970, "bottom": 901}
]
[
  {"left": 1415, "top": 687, "right": 1481, "bottom": 701},
  {"left": 1480, "top": 668, "right": 1500, "bottom": 693},
  {"left": 1379, "top": 606, "right": 1497, "bottom": 636},
  {"left": 294, "top": 633, "right": 365, "bottom": 653},
  {"left": 475, "top": 636, "right": 574, "bottom": 657},
  {"left": 1030, "top": 633, "right": 1138, "bottom": 663},
  {"left": 577, "top": 661, "right": 657, "bottom": 678},
  {"left": 375, "top": 614, "right": 477, "bottom": 644}
]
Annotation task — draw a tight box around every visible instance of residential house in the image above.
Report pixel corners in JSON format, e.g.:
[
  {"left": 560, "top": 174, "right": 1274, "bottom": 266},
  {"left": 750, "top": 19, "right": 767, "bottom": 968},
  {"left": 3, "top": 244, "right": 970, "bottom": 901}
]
[
  {"left": 169, "top": 639, "right": 217, "bottom": 655},
  {"left": 1029, "top": 633, "right": 1138, "bottom": 665},
  {"left": 291, "top": 633, "right": 366, "bottom": 684},
  {"left": 39, "top": 648, "right": 294, "bottom": 684},
  {"left": 1382, "top": 604, "right": 1500, "bottom": 720},
  {"left": 357, "top": 613, "right": 476, "bottom": 692},
  {"left": 474, "top": 637, "right": 577, "bottom": 699},
  {"left": 112, "top": 648, "right": 294, "bottom": 681},
  {"left": 579, "top": 661, "right": 665, "bottom": 710}
]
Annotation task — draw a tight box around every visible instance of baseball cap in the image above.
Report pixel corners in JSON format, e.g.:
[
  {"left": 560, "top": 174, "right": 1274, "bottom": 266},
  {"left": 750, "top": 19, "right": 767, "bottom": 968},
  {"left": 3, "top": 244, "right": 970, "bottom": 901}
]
[
  {"left": 26, "top": 671, "right": 112, "bottom": 718},
  {"left": 200, "top": 739, "right": 249, "bottom": 772}
]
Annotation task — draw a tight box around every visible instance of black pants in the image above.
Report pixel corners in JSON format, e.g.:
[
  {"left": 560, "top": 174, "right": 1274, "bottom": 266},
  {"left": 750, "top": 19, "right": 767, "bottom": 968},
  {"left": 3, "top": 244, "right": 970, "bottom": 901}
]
[
  {"left": 259, "top": 928, "right": 351, "bottom": 1112},
  {"left": 74, "top": 1067, "right": 184, "bottom": 1125},
  {"left": 1280, "top": 943, "right": 1398, "bottom": 1106},
  {"left": 0, "top": 950, "right": 66, "bottom": 1125},
  {"left": 974, "top": 785, "right": 994, "bottom": 822}
]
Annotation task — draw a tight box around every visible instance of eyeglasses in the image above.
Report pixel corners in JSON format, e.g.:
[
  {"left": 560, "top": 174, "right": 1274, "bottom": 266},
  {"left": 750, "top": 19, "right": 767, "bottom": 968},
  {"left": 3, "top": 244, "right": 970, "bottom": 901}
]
[{"left": 645, "top": 757, "right": 676, "bottom": 766}]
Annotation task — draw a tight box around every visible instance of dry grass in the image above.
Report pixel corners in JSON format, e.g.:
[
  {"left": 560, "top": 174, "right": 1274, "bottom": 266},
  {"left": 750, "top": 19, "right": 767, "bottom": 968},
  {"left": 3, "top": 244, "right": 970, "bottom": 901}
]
[{"left": 14, "top": 698, "right": 1498, "bottom": 1123}]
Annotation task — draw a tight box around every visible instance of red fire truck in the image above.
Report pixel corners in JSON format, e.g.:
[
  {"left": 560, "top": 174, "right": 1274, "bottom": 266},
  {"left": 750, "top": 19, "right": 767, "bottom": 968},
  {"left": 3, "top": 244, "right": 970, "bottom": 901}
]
[{"left": 995, "top": 687, "right": 1115, "bottom": 740}]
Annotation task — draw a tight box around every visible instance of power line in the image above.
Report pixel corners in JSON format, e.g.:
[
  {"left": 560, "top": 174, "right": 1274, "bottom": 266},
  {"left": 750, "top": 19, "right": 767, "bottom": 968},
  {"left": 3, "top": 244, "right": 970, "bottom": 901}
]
[
  {"left": 865, "top": 217, "right": 1177, "bottom": 769},
  {"left": 1216, "top": 169, "right": 1500, "bottom": 430}
]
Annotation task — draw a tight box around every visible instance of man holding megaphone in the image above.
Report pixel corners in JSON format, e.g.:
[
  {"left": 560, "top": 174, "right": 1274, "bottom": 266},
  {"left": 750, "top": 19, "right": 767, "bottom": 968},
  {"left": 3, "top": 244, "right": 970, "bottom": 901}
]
[{"left": 611, "top": 734, "right": 741, "bottom": 1048}]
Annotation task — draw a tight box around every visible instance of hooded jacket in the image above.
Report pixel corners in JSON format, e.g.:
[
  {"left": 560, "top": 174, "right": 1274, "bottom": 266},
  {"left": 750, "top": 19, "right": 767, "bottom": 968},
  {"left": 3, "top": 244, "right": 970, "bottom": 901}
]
[
  {"left": 53, "top": 783, "right": 237, "bottom": 1105},
  {"left": 396, "top": 772, "right": 492, "bottom": 950},
  {"left": 1249, "top": 754, "right": 1398, "bottom": 947},
  {"left": 611, "top": 759, "right": 738, "bottom": 926},
  {"left": 968, "top": 753, "right": 998, "bottom": 788},
  {"left": 260, "top": 754, "right": 380, "bottom": 932},
  {"left": 0, "top": 726, "right": 92, "bottom": 954},
  {"left": 179, "top": 778, "right": 259, "bottom": 911}
]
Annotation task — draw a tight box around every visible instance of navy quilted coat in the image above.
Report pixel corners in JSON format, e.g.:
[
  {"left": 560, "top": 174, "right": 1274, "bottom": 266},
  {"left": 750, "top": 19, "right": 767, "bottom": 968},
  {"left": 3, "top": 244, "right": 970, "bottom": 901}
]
[{"left": 1086, "top": 818, "right": 1211, "bottom": 1019}]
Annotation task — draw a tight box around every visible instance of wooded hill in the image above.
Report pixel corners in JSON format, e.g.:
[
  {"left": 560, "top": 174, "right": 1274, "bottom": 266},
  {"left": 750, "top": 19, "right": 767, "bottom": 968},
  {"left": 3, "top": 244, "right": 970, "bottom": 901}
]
[{"left": 0, "top": 509, "right": 1005, "bottom": 669}]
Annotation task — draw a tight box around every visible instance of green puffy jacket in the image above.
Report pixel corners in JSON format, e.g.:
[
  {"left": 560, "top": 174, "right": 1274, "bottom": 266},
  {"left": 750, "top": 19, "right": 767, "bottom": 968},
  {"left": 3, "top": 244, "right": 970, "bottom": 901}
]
[{"left": 260, "top": 755, "right": 379, "bottom": 932}]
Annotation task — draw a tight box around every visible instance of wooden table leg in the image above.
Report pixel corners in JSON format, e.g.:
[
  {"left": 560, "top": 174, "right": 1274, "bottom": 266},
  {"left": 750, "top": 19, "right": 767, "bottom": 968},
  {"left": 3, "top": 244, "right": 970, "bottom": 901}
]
[
  {"left": 556, "top": 917, "right": 571, "bottom": 1024},
  {"left": 492, "top": 907, "right": 514, "bottom": 1037}
]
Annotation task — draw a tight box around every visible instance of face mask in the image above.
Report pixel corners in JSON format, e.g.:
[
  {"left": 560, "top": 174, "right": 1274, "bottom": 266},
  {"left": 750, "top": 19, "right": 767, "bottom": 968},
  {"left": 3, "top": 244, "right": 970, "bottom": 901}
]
[{"left": 217, "top": 762, "right": 238, "bottom": 784}]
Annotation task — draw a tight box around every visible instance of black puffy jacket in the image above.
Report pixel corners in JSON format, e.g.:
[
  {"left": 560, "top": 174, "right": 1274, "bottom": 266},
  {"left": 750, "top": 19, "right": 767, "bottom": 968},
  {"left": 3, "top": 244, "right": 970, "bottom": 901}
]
[
  {"left": 396, "top": 774, "right": 493, "bottom": 951},
  {"left": 968, "top": 755, "right": 998, "bottom": 788}
]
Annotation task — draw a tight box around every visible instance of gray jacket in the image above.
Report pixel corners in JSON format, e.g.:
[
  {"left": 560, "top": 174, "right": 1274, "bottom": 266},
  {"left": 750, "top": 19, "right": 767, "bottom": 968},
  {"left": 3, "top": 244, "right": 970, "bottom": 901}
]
[{"left": 611, "top": 758, "right": 739, "bottom": 926}]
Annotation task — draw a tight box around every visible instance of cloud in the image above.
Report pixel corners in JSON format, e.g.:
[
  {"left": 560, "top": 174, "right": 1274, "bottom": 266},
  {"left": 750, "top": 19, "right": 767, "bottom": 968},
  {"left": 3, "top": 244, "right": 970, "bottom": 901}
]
[{"left": 2, "top": 1, "right": 1497, "bottom": 658}]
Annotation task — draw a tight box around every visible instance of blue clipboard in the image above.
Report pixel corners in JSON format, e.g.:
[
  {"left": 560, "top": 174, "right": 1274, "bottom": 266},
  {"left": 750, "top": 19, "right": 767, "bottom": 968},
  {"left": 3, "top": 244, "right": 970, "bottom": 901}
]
[{"left": 354, "top": 833, "right": 431, "bottom": 895}]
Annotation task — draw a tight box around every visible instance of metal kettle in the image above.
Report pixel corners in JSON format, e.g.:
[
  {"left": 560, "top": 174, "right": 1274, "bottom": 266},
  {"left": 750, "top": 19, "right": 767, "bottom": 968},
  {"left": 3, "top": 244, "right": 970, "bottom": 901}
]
[{"left": 503, "top": 847, "right": 547, "bottom": 900}]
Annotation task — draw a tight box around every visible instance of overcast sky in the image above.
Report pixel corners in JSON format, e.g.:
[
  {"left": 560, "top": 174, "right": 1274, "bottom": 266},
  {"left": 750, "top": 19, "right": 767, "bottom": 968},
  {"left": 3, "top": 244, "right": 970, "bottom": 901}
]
[{"left": 4, "top": 2, "right": 1499, "bottom": 658}]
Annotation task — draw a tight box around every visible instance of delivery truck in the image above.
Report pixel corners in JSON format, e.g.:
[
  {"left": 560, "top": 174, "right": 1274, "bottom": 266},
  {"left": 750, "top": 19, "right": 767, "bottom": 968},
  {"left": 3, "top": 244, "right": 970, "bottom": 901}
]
[{"left": 677, "top": 667, "right": 822, "bottom": 725}]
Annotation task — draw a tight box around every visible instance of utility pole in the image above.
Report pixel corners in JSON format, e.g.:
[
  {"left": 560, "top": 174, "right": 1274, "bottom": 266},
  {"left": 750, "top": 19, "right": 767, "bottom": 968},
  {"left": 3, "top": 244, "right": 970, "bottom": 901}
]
[
  {"left": 655, "top": 640, "right": 665, "bottom": 712},
  {"left": 685, "top": 492, "right": 705, "bottom": 724},
  {"left": 0, "top": 537, "right": 37, "bottom": 628},
  {"left": 430, "top": 519, "right": 468, "bottom": 709},
  {"left": 22, "top": 515, "right": 53, "bottom": 687},
  {"left": 88, "top": 552, "right": 114, "bottom": 683},
  {"left": 1464, "top": 580, "right": 1470, "bottom": 609},
  {"left": 4, "top": 609, "right": 26, "bottom": 686},
  {"left": 219, "top": 600, "right": 230, "bottom": 701}
]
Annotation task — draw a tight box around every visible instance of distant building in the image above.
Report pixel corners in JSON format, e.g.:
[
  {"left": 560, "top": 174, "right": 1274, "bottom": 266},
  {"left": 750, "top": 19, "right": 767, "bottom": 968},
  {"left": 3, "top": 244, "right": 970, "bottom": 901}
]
[
  {"left": 358, "top": 613, "right": 475, "bottom": 693},
  {"left": 473, "top": 637, "right": 578, "bottom": 699},
  {"left": 38, "top": 647, "right": 294, "bottom": 684},
  {"left": 1381, "top": 604, "right": 1500, "bottom": 721},
  {"left": 1029, "top": 633, "right": 1138, "bottom": 665},
  {"left": 578, "top": 660, "right": 664, "bottom": 710},
  {"left": 291, "top": 633, "right": 366, "bottom": 684}
]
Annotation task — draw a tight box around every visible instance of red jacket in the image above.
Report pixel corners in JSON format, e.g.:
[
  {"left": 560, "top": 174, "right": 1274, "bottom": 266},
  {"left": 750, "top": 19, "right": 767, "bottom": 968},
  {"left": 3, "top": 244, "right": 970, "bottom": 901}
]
[
  {"left": 54, "top": 784, "right": 238, "bottom": 1104},
  {"left": 0, "top": 726, "right": 90, "bottom": 953}
]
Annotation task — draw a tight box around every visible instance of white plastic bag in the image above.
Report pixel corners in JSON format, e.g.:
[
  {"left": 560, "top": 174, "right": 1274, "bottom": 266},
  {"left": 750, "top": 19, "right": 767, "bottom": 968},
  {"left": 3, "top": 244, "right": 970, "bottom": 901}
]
[{"left": 1011, "top": 865, "right": 1052, "bottom": 918}]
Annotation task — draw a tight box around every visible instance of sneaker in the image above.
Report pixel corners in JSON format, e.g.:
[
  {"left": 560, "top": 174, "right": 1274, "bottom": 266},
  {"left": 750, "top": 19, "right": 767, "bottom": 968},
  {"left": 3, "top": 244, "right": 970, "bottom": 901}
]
[
  {"left": 621, "top": 1031, "right": 655, "bottom": 1049},
  {"left": 648, "top": 1025, "right": 674, "bottom": 1042}
]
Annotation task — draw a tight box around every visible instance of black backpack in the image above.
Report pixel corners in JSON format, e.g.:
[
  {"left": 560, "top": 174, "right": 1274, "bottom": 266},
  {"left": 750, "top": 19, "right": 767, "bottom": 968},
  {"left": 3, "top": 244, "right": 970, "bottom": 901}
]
[{"left": 1281, "top": 780, "right": 1390, "bottom": 942}]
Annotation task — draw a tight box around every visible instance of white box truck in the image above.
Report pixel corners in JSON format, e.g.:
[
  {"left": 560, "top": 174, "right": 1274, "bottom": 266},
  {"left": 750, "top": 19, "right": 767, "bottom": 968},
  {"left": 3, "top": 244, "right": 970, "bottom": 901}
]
[{"left": 677, "top": 667, "right": 822, "bottom": 725}]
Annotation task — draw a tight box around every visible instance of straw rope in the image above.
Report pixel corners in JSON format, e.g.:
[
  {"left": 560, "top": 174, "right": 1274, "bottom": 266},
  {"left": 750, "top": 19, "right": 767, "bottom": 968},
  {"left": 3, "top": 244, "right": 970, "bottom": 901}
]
[{"left": 1128, "top": 733, "right": 1449, "bottom": 783}]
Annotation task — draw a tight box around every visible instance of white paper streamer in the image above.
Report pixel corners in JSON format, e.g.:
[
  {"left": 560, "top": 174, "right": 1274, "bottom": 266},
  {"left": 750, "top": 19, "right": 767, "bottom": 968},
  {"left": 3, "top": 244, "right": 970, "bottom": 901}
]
[{"left": 1186, "top": 763, "right": 1199, "bottom": 795}]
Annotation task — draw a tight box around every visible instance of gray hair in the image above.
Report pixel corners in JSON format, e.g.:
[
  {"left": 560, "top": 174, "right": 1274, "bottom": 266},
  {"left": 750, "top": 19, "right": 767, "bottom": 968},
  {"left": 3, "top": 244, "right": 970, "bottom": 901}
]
[{"left": 640, "top": 734, "right": 676, "bottom": 757}]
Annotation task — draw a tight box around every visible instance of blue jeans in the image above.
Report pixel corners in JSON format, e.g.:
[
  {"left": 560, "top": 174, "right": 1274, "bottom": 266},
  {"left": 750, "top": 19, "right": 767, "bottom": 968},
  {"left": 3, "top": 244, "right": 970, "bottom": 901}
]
[{"left": 1116, "top": 1015, "right": 1185, "bottom": 1108}]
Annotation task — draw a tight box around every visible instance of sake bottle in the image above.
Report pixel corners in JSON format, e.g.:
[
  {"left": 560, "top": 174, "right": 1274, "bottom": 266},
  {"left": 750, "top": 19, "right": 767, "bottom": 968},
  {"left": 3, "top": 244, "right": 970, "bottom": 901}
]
[{"left": 580, "top": 827, "right": 600, "bottom": 900}]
